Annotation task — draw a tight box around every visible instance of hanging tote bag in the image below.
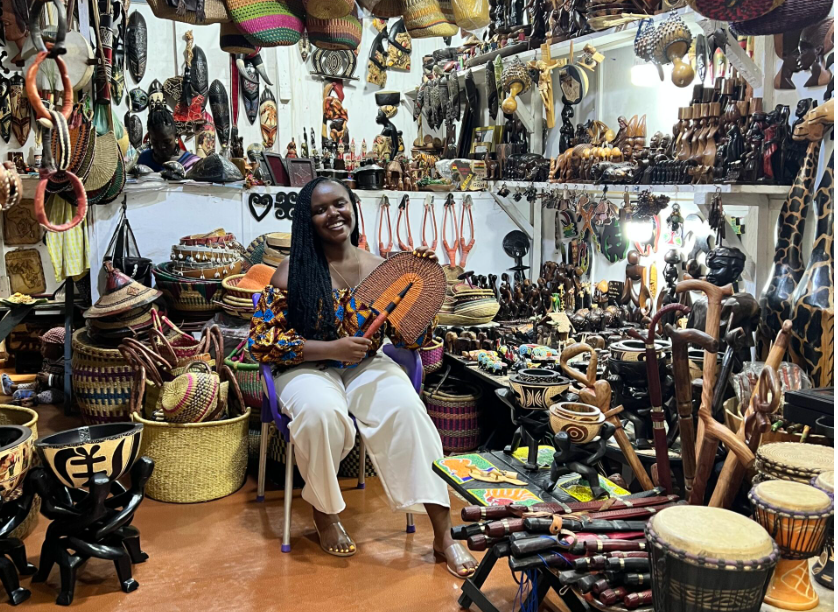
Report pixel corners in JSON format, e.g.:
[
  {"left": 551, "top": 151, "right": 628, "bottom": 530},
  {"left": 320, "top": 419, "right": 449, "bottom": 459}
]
[
  {"left": 226, "top": 0, "right": 305, "bottom": 47},
  {"left": 103, "top": 199, "right": 153, "bottom": 287}
]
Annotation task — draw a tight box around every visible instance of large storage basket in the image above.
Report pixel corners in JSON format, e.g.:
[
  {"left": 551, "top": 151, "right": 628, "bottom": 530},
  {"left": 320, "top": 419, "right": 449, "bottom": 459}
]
[{"left": 71, "top": 330, "right": 133, "bottom": 424}]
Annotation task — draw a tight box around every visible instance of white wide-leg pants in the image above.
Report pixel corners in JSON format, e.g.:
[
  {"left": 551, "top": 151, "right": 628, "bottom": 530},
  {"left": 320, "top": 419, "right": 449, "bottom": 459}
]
[{"left": 274, "top": 351, "right": 449, "bottom": 515}]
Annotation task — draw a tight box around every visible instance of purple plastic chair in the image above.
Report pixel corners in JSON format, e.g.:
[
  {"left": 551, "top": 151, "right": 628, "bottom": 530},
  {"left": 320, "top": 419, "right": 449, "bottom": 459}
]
[{"left": 253, "top": 294, "right": 421, "bottom": 553}]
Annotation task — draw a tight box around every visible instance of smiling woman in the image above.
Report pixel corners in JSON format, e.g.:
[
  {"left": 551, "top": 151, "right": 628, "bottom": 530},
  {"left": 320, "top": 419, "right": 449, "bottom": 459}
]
[{"left": 247, "top": 177, "right": 477, "bottom": 577}]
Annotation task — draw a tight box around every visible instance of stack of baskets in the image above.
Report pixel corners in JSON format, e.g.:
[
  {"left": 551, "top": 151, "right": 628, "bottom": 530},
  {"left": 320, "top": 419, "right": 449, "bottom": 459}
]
[
  {"left": 218, "top": 264, "right": 274, "bottom": 319},
  {"left": 422, "top": 378, "right": 482, "bottom": 453},
  {"left": 437, "top": 283, "right": 499, "bottom": 326},
  {"left": 122, "top": 325, "right": 250, "bottom": 503},
  {"left": 153, "top": 229, "right": 244, "bottom": 314},
  {"left": 244, "top": 232, "right": 291, "bottom": 269},
  {"left": 84, "top": 264, "right": 162, "bottom": 345}
]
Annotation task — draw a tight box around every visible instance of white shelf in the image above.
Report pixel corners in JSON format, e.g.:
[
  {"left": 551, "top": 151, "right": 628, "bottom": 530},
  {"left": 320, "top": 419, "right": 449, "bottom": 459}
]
[{"left": 488, "top": 181, "right": 790, "bottom": 196}]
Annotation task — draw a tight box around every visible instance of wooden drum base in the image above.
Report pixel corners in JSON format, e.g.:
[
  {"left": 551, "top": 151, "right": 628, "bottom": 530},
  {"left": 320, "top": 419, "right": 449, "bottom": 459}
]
[{"left": 765, "top": 558, "right": 819, "bottom": 610}]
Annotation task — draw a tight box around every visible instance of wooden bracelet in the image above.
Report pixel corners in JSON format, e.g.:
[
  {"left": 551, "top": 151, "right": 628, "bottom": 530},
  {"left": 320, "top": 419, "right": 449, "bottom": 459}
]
[{"left": 34, "top": 170, "right": 87, "bottom": 232}]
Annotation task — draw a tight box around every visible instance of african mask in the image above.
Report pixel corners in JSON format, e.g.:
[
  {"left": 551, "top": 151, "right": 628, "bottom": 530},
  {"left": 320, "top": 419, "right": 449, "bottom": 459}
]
[
  {"left": 0, "top": 76, "right": 10, "bottom": 144},
  {"left": 208, "top": 80, "right": 230, "bottom": 151},
  {"left": 705, "top": 246, "right": 746, "bottom": 286},
  {"left": 196, "top": 112, "right": 216, "bottom": 158},
  {"left": 190, "top": 45, "right": 209, "bottom": 108},
  {"left": 259, "top": 88, "right": 277, "bottom": 149},
  {"left": 9, "top": 74, "right": 29, "bottom": 147},
  {"left": 129, "top": 87, "right": 148, "bottom": 112},
  {"left": 112, "top": 42, "right": 125, "bottom": 105},
  {"left": 126, "top": 11, "right": 147, "bottom": 83},
  {"left": 125, "top": 112, "right": 143, "bottom": 149},
  {"left": 148, "top": 79, "right": 165, "bottom": 110},
  {"left": 240, "top": 61, "right": 259, "bottom": 125}
]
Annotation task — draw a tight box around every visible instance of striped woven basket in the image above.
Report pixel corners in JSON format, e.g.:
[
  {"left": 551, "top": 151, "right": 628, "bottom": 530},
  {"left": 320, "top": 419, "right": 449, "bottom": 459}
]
[
  {"left": 422, "top": 382, "right": 481, "bottom": 453},
  {"left": 307, "top": 5, "right": 363, "bottom": 50},
  {"left": 71, "top": 330, "right": 133, "bottom": 424},
  {"left": 0, "top": 405, "right": 39, "bottom": 539},
  {"left": 132, "top": 409, "right": 250, "bottom": 503},
  {"left": 225, "top": 342, "right": 262, "bottom": 421},
  {"left": 404, "top": 0, "right": 458, "bottom": 38},
  {"left": 153, "top": 263, "right": 224, "bottom": 314},
  {"left": 420, "top": 339, "right": 444, "bottom": 376}
]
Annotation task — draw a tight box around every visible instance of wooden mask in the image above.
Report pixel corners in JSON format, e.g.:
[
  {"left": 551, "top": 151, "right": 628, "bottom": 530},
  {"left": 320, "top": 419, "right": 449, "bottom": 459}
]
[{"left": 259, "top": 88, "right": 277, "bottom": 149}]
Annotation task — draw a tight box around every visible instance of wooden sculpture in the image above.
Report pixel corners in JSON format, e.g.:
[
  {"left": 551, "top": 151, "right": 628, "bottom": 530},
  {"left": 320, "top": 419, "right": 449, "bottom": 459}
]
[
  {"left": 500, "top": 57, "right": 531, "bottom": 115},
  {"left": 790, "top": 158, "right": 833, "bottom": 387},
  {"left": 675, "top": 278, "right": 733, "bottom": 505},
  {"left": 560, "top": 343, "right": 654, "bottom": 491},
  {"left": 757, "top": 141, "right": 820, "bottom": 358},
  {"left": 527, "top": 44, "right": 562, "bottom": 129},
  {"left": 708, "top": 321, "right": 793, "bottom": 509}
]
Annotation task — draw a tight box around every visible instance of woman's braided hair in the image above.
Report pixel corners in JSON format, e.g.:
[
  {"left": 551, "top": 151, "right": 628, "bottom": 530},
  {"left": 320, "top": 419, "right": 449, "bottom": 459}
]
[{"left": 286, "top": 178, "right": 360, "bottom": 341}]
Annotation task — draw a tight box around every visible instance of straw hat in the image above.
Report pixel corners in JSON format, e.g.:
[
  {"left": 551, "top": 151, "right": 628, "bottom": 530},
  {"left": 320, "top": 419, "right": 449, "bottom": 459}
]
[{"left": 84, "top": 263, "right": 162, "bottom": 319}]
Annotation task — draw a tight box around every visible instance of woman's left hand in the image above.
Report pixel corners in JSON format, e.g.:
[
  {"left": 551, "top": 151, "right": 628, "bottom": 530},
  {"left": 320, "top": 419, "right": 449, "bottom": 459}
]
[{"left": 413, "top": 246, "right": 438, "bottom": 263}]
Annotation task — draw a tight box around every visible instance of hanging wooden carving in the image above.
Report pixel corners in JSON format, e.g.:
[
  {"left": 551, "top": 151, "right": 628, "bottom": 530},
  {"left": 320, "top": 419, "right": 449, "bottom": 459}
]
[
  {"left": 312, "top": 49, "right": 358, "bottom": 80},
  {"left": 0, "top": 75, "right": 11, "bottom": 144},
  {"left": 259, "top": 88, "right": 277, "bottom": 149},
  {"left": 757, "top": 141, "right": 820, "bottom": 358},
  {"left": 9, "top": 74, "right": 29, "bottom": 147},
  {"left": 126, "top": 11, "right": 147, "bottom": 83},
  {"left": 240, "top": 61, "right": 259, "bottom": 125},
  {"left": 5, "top": 248, "right": 46, "bottom": 294},
  {"left": 790, "top": 158, "right": 834, "bottom": 387},
  {"left": 3, "top": 198, "right": 40, "bottom": 245}
]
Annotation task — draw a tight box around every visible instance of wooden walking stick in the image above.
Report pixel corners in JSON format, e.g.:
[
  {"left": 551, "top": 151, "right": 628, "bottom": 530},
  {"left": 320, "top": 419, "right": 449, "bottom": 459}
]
[
  {"left": 666, "top": 325, "right": 717, "bottom": 499},
  {"left": 674, "top": 278, "right": 733, "bottom": 505},
  {"left": 561, "top": 343, "right": 655, "bottom": 491},
  {"left": 627, "top": 303, "right": 690, "bottom": 495},
  {"left": 709, "top": 321, "right": 792, "bottom": 508}
]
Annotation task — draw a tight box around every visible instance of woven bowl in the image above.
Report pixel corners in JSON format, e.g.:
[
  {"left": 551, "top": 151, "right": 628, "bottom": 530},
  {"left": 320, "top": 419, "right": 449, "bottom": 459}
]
[
  {"left": 36, "top": 423, "right": 143, "bottom": 489},
  {"left": 221, "top": 275, "right": 257, "bottom": 300}
]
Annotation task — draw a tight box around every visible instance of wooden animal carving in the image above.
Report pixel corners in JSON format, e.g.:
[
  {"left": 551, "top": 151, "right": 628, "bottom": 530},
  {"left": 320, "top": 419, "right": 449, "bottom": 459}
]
[
  {"left": 757, "top": 141, "right": 820, "bottom": 358},
  {"left": 790, "top": 158, "right": 833, "bottom": 386}
]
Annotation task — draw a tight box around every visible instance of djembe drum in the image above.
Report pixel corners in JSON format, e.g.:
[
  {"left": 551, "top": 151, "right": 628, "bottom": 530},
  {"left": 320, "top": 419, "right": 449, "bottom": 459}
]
[
  {"left": 749, "top": 480, "right": 834, "bottom": 610},
  {"left": 645, "top": 505, "right": 779, "bottom": 612},
  {"left": 811, "top": 471, "right": 834, "bottom": 590},
  {"left": 755, "top": 442, "right": 834, "bottom": 483}
]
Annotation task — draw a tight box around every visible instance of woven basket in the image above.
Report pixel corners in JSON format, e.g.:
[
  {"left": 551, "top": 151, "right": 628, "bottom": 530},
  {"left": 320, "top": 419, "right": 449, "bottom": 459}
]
[
  {"left": 307, "top": 6, "right": 363, "bottom": 51},
  {"left": 404, "top": 0, "right": 458, "bottom": 38},
  {"left": 303, "top": 0, "right": 353, "bottom": 19},
  {"left": 0, "top": 406, "right": 39, "bottom": 539},
  {"left": 221, "top": 275, "right": 259, "bottom": 300},
  {"left": 72, "top": 330, "right": 133, "bottom": 424},
  {"left": 225, "top": 342, "right": 262, "bottom": 419},
  {"left": 454, "top": 300, "right": 500, "bottom": 319},
  {"left": 146, "top": 0, "right": 228, "bottom": 24},
  {"left": 452, "top": 0, "right": 489, "bottom": 30},
  {"left": 161, "top": 361, "right": 221, "bottom": 424},
  {"left": 153, "top": 264, "right": 223, "bottom": 314},
  {"left": 368, "top": 0, "right": 403, "bottom": 17},
  {"left": 132, "top": 409, "right": 250, "bottom": 503},
  {"left": 730, "top": 0, "right": 830, "bottom": 35},
  {"left": 420, "top": 339, "right": 444, "bottom": 376},
  {"left": 422, "top": 382, "right": 481, "bottom": 453}
]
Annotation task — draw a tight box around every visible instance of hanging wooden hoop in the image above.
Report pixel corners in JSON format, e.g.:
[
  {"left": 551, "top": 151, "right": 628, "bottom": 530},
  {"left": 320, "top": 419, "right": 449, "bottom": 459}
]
[{"left": 34, "top": 170, "right": 87, "bottom": 232}]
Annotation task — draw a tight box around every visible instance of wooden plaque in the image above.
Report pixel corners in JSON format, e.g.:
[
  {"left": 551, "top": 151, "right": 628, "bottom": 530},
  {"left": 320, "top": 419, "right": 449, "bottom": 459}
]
[
  {"left": 5, "top": 248, "right": 46, "bottom": 295},
  {"left": 3, "top": 199, "right": 41, "bottom": 245}
]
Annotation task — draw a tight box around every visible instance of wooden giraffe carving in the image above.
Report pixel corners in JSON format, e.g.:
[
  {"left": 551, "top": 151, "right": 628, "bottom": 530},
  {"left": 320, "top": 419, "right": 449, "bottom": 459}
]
[
  {"left": 790, "top": 157, "right": 834, "bottom": 386},
  {"left": 757, "top": 141, "right": 821, "bottom": 358}
]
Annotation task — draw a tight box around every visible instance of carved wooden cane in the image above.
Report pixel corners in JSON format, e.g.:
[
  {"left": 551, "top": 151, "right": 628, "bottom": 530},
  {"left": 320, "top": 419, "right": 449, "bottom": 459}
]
[
  {"left": 627, "top": 302, "right": 690, "bottom": 495},
  {"left": 561, "top": 343, "right": 655, "bottom": 490},
  {"left": 666, "top": 325, "right": 716, "bottom": 499},
  {"left": 708, "top": 321, "right": 792, "bottom": 508},
  {"left": 675, "top": 278, "right": 733, "bottom": 504}
]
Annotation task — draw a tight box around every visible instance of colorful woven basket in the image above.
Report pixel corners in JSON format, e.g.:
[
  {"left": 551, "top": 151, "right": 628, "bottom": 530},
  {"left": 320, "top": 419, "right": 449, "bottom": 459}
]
[
  {"left": 226, "top": 342, "right": 262, "bottom": 420},
  {"left": 368, "top": 0, "right": 403, "bottom": 17},
  {"left": 153, "top": 263, "right": 223, "bottom": 314},
  {"left": 226, "top": 0, "right": 305, "bottom": 47},
  {"left": 71, "top": 330, "right": 133, "bottom": 424},
  {"left": 420, "top": 339, "right": 444, "bottom": 376},
  {"left": 303, "top": 0, "right": 354, "bottom": 19},
  {"left": 132, "top": 409, "right": 250, "bottom": 503},
  {"left": 0, "top": 406, "right": 39, "bottom": 539},
  {"left": 404, "top": 0, "right": 458, "bottom": 38},
  {"left": 307, "top": 5, "right": 363, "bottom": 51},
  {"left": 161, "top": 362, "right": 221, "bottom": 424},
  {"left": 220, "top": 22, "right": 260, "bottom": 54},
  {"left": 422, "top": 382, "right": 481, "bottom": 453}
]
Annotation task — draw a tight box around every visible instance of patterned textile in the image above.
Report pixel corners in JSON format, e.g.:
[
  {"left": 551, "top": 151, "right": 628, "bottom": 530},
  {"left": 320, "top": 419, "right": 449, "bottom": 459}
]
[
  {"left": 42, "top": 327, "right": 66, "bottom": 345},
  {"left": 248, "top": 285, "right": 431, "bottom": 369},
  {"left": 45, "top": 196, "right": 90, "bottom": 282}
]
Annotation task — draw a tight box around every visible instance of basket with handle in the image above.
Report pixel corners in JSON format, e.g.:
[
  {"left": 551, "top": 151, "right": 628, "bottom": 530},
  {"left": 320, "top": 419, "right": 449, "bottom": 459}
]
[
  {"left": 71, "top": 329, "right": 134, "bottom": 424},
  {"left": 149, "top": 310, "right": 218, "bottom": 364},
  {"left": 124, "top": 342, "right": 250, "bottom": 503},
  {"left": 419, "top": 338, "right": 444, "bottom": 376},
  {"left": 225, "top": 340, "right": 262, "bottom": 423}
]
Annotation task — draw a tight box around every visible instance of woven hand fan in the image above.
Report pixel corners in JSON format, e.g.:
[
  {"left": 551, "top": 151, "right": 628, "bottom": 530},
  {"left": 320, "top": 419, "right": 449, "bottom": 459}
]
[{"left": 354, "top": 251, "right": 446, "bottom": 344}]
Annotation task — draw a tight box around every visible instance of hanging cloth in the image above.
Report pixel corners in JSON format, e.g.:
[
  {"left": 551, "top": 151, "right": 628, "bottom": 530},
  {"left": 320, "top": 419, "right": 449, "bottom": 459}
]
[{"left": 45, "top": 194, "right": 91, "bottom": 282}]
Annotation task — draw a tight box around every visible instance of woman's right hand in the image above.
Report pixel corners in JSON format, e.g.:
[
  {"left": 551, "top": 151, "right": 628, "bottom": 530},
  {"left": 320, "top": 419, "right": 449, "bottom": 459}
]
[{"left": 331, "top": 337, "right": 373, "bottom": 363}]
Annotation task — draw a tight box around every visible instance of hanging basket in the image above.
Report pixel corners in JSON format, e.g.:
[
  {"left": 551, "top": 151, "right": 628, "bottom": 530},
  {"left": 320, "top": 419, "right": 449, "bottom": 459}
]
[
  {"left": 71, "top": 330, "right": 134, "bottom": 424},
  {"left": 422, "top": 381, "right": 481, "bottom": 453},
  {"left": 306, "top": 6, "right": 363, "bottom": 51}
]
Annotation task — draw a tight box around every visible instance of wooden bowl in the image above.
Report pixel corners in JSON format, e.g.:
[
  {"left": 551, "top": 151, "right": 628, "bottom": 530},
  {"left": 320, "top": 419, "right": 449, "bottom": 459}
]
[
  {"left": 507, "top": 370, "right": 571, "bottom": 410},
  {"left": 36, "top": 423, "right": 144, "bottom": 489},
  {"left": 0, "top": 425, "right": 33, "bottom": 502},
  {"left": 549, "top": 401, "right": 605, "bottom": 443}
]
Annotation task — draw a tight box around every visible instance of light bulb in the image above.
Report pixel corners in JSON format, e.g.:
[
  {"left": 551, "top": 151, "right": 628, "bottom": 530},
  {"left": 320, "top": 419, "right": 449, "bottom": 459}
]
[
  {"left": 630, "top": 63, "right": 660, "bottom": 88},
  {"left": 626, "top": 218, "right": 653, "bottom": 243}
]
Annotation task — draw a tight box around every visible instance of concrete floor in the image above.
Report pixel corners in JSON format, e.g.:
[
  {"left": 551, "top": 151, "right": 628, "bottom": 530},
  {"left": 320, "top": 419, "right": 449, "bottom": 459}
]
[{"left": 12, "top": 404, "right": 569, "bottom": 612}]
